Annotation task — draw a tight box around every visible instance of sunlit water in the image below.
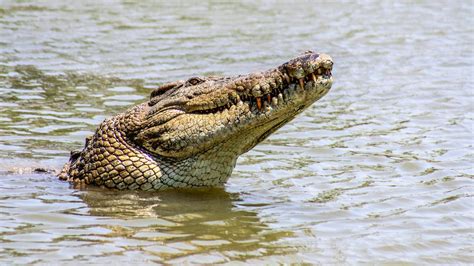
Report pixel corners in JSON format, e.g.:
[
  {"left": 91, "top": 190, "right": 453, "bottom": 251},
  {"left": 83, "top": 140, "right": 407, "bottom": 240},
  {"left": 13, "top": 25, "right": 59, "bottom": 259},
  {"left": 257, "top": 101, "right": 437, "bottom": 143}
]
[{"left": 0, "top": 1, "right": 473, "bottom": 264}]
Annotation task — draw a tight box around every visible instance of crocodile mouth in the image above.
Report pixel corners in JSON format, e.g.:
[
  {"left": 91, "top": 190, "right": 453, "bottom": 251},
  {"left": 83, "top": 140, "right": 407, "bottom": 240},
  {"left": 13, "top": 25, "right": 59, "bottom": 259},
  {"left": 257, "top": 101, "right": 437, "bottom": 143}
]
[
  {"left": 189, "top": 59, "right": 333, "bottom": 115},
  {"left": 242, "top": 65, "right": 333, "bottom": 113}
]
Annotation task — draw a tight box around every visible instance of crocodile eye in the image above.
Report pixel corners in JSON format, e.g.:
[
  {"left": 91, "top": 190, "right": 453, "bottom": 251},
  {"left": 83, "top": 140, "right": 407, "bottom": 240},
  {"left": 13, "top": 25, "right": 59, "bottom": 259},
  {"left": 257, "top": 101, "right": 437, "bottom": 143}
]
[{"left": 186, "top": 77, "right": 206, "bottom": 86}]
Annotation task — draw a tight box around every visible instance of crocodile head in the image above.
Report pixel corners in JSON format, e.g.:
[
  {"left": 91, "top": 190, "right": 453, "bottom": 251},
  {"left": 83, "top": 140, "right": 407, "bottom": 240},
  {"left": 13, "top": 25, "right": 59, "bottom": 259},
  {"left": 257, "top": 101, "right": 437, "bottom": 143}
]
[
  {"left": 136, "top": 51, "right": 333, "bottom": 160},
  {"left": 60, "top": 51, "right": 333, "bottom": 190}
]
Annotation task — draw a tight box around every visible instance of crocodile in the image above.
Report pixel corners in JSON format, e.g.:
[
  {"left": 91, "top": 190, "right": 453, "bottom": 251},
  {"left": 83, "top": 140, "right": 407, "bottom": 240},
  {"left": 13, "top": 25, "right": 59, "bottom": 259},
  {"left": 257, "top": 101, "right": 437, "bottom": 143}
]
[{"left": 59, "top": 51, "right": 333, "bottom": 191}]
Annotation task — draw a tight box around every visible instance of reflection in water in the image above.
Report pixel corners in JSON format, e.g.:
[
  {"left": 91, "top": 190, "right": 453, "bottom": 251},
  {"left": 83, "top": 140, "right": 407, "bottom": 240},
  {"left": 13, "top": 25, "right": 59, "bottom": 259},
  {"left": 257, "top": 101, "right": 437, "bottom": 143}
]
[
  {"left": 75, "top": 187, "right": 294, "bottom": 263},
  {"left": 0, "top": 174, "right": 293, "bottom": 264}
]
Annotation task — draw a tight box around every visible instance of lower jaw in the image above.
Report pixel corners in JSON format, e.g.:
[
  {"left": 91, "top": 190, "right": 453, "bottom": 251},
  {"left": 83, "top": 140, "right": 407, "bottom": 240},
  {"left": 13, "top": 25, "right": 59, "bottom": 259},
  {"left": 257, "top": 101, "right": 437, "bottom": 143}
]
[{"left": 204, "top": 82, "right": 331, "bottom": 153}]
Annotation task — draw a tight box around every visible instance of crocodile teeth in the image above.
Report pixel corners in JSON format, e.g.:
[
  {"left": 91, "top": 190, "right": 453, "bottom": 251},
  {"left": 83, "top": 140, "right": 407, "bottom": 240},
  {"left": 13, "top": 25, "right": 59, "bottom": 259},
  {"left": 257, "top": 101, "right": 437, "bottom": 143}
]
[
  {"left": 256, "top": 97, "right": 262, "bottom": 110},
  {"left": 272, "top": 96, "right": 278, "bottom": 106},
  {"left": 311, "top": 73, "right": 317, "bottom": 83},
  {"left": 299, "top": 79, "right": 305, "bottom": 90},
  {"left": 265, "top": 103, "right": 272, "bottom": 112},
  {"left": 278, "top": 93, "right": 283, "bottom": 102}
]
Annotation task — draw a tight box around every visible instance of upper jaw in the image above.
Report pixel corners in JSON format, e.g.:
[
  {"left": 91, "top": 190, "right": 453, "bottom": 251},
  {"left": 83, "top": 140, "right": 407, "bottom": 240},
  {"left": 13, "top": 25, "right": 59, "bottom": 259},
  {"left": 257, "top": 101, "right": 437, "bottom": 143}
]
[
  {"left": 184, "top": 51, "right": 333, "bottom": 115},
  {"left": 228, "top": 51, "right": 333, "bottom": 114}
]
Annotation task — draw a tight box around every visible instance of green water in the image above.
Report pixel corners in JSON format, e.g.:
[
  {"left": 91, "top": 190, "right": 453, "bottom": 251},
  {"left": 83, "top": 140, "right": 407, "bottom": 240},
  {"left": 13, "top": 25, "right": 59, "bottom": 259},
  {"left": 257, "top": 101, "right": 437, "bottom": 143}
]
[{"left": 0, "top": 1, "right": 472, "bottom": 264}]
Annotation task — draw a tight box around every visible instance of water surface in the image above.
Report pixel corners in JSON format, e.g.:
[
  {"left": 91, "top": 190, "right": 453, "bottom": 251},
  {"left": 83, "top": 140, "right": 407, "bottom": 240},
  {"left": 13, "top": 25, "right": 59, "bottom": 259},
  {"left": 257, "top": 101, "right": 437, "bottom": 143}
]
[{"left": 0, "top": 1, "right": 472, "bottom": 264}]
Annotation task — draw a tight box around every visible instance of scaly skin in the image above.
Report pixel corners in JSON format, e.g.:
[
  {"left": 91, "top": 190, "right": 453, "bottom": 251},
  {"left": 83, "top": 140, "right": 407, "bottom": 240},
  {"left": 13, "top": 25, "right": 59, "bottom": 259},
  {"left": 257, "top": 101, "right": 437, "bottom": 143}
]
[{"left": 59, "top": 51, "right": 333, "bottom": 190}]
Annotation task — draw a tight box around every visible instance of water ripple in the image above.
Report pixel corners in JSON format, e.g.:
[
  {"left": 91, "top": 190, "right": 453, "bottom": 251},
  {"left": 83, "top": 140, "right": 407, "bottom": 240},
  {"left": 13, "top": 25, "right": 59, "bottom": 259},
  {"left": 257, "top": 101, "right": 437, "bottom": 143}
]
[{"left": 0, "top": 0, "right": 473, "bottom": 264}]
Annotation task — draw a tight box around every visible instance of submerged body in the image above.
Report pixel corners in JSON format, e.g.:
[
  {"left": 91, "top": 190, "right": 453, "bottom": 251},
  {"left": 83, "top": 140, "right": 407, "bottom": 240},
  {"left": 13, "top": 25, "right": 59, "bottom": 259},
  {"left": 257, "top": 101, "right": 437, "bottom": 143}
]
[{"left": 59, "top": 51, "right": 333, "bottom": 190}]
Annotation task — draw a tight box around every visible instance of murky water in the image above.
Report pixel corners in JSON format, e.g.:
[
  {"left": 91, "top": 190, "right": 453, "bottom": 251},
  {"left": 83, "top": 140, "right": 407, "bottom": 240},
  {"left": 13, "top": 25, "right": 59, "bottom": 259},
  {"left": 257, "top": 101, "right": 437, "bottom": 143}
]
[{"left": 0, "top": 0, "right": 473, "bottom": 264}]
